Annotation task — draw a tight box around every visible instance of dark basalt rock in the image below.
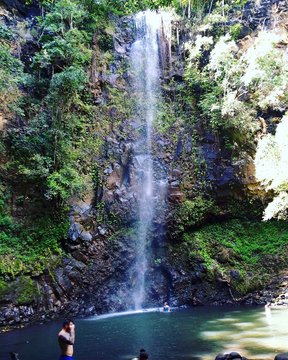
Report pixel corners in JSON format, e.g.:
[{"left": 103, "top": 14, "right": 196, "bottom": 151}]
[
  {"left": 1, "top": 0, "right": 40, "bottom": 16},
  {"left": 242, "top": 0, "right": 288, "bottom": 30},
  {"left": 1, "top": 0, "right": 26, "bottom": 14},
  {"left": 215, "top": 352, "right": 247, "bottom": 360}
]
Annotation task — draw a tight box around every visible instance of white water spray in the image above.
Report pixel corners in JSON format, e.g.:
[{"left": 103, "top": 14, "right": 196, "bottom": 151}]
[{"left": 130, "top": 10, "right": 171, "bottom": 310}]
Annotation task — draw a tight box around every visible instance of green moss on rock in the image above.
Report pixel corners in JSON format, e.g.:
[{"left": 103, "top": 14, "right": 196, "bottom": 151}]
[
  {"left": 0, "top": 279, "right": 9, "bottom": 300},
  {"left": 15, "top": 276, "right": 40, "bottom": 305},
  {"left": 169, "top": 218, "right": 288, "bottom": 296},
  {"left": 175, "top": 196, "right": 216, "bottom": 232}
]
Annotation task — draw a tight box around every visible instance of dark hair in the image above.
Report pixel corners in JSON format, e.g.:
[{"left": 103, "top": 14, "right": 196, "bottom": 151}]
[
  {"left": 62, "top": 319, "right": 73, "bottom": 327},
  {"left": 139, "top": 349, "right": 149, "bottom": 359}
]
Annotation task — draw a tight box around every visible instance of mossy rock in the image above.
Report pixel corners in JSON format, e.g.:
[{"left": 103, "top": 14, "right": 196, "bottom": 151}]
[
  {"left": 0, "top": 279, "right": 9, "bottom": 301},
  {"left": 0, "top": 276, "right": 39, "bottom": 305},
  {"left": 175, "top": 196, "right": 216, "bottom": 232},
  {"left": 216, "top": 246, "right": 240, "bottom": 265},
  {"left": 230, "top": 271, "right": 270, "bottom": 296},
  {"left": 15, "top": 276, "right": 40, "bottom": 305}
]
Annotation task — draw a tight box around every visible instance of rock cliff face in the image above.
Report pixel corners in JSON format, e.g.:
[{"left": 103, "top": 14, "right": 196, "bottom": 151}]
[{"left": 1, "top": 0, "right": 288, "bottom": 328}]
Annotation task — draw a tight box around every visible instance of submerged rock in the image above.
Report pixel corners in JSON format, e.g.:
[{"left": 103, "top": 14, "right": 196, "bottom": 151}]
[{"left": 215, "top": 352, "right": 247, "bottom": 360}]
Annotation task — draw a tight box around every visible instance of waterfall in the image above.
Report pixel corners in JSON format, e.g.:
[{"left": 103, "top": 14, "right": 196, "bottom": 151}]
[{"left": 130, "top": 10, "right": 171, "bottom": 310}]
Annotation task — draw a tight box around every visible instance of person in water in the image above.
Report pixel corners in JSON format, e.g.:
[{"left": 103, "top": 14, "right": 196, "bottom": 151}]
[
  {"left": 58, "top": 319, "right": 75, "bottom": 360},
  {"left": 139, "top": 349, "right": 149, "bottom": 359},
  {"left": 163, "top": 301, "right": 171, "bottom": 312}
]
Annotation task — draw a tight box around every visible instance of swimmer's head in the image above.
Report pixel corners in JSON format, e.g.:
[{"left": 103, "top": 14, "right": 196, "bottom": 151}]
[{"left": 139, "top": 349, "right": 149, "bottom": 359}]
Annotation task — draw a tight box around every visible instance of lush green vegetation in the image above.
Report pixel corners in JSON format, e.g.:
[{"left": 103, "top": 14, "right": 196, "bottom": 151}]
[
  {"left": 171, "top": 219, "right": 288, "bottom": 295},
  {"left": 0, "top": 187, "right": 68, "bottom": 278},
  {"left": 4, "top": 0, "right": 108, "bottom": 209},
  {"left": 0, "top": 0, "right": 106, "bottom": 283},
  {"left": 175, "top": 197, "right": 216, "bottom": 232},
  {"left": 0, "top": 0, "right": 287, "bottom": 307},
  {"left": 181, "top": 2, "right": 288, "bottom": 218},
  {"left": 0, "top": 26, "right": 26, "bottom": 116},
  {"left": 184, "top": 219, "right": 288, "bottom": 266}
]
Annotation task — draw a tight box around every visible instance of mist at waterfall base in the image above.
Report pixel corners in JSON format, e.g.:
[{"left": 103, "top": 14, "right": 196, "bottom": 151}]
[{"left": 2, "top": 307, "right": 288, "bottom": 360}]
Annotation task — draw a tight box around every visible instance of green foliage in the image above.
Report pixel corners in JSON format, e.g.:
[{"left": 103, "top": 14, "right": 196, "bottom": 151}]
[
  {"left": 230, "top": 270, "right": 270, "bottom": 295},
  {"left": 49, "top": 66, "right": 87, "bottom": 99},
  {"left": 15, "top": 276, "right": 40, "bottom": 305},
  {"left": 108, "top": 226, "right": 136, "bottom": 243},
  {"left": 0, "top": 279, "right": 9, "bottom": 298},
  {"left": 176, "top": 196, "right": 215, "bottom": 232},
  {"left": 229, "top": 23, "right": 242, "bottom": 40},
  {"left": 229, "top": 0, "right": 249, "bottom": 6},
  {"left": 0, "top": 43, "right": 26, "bottom": 113},
  {"left": 33, "top": 31, "right": 91, "bottom": 71},
  {"left": 4, "top": 0, "right": 104, "bottom": 207},
  {"left": 0, "top": 209, "right": 68, "bottom": 278},
  {"left": 199, "top": 84, "right": 223, "bottom": 128},
  {"left": 0, "top": 44, "right": 22, "bottom": 76},
  {"left": 183, "top": 16, "right": 288, "bottom": 158},
  {"left": 106, "top": 0, "right": 173, "bottom": 14},
  {"left": 98, "top": 32, "right": 114, "bottom": 51},
  {"left": 223, "top": 199, "right": 263, "bottom": 220},
  {"left": 0, "top": 274, "right": 40, "bottom": 304},
  {"left": 91, "top": 163, "right": 103, "bottom": 197},
  {"left": 184, "top": 219, "right": 288, "bottom": 266},
  {"left": 0, "top": 24, "right": 14, "bottom": 41},
  {"left": 155, "top": 103, "right": 175, "bottom": 134},
  {"left": 184, "top": 65, "right": 224, "bottom": 130},
  {"left": 174, "top": 218, "right": 288, "bottom": 295},
  {"left": 46, "top": 166, "right": 85, "bottom": 202},
  {"left": 83, "top": 0, "right": 211, "bottom": 16},
  {"left": 159, "top": 78, "right": 197, "bottom": 134},
  {"left": 154, "top": 258, "right": 162, "bottom": 265}
]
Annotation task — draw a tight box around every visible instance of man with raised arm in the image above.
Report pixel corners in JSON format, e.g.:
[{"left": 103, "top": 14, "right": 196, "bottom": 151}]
[{"left": 58, "top": 319, "right": 75, "bottom": 360}]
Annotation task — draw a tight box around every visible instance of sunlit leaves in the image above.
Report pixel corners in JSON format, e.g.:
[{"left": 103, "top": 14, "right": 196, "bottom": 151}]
[
  {"left": 46, "top": 166, "right": 85, "bottom": 203},
  {"left": 255, "top": 116, "right": 288, "bottom": 220}
]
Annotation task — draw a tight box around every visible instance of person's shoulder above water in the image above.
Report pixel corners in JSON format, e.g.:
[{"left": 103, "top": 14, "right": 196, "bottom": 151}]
[
  {"left": 140, "top": 348, "right": 149, "bottom": 359},
  {"left": 163, "top": 301, "right": 171, "bottom": 312},
  {"left": 132, "top": 348, "right": 149, "bottom": 360}
]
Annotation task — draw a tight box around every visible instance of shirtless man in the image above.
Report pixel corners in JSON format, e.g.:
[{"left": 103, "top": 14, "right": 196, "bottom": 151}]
[{"left": 58, "top": 319, "right": 75, "bottom": 360}]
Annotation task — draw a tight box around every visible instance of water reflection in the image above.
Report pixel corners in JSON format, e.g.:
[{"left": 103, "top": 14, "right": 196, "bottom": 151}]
[
  {"left": 1, "top": 307, "right": 288, "bottom": 360},
  {"left": 199, "top": 307, "right": 288, "bottom": 359}
]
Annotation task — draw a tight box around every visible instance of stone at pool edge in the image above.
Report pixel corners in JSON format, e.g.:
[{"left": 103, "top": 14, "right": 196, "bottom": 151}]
[
  {"left": 275, "top": 354, "right": 288, "bottom": 360},
  {"left": 215, "top": 352, "right": 247, "bottom": 360}
]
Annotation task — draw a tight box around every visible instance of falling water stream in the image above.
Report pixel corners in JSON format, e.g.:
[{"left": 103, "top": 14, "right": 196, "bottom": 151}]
[{"left": 130, "top": 11, "right": 171, "bottom": 309}]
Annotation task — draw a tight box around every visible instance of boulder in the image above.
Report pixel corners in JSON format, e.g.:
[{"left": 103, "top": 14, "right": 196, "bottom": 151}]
[
  {"left": 215, "top": 352, "right": 246, "bottom": 360},
  {"left": 275, "top": 354, "right": 288, "bottom": 360}
]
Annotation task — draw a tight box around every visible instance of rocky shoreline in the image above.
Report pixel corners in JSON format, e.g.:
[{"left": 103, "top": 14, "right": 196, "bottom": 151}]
[{"left": 2, "top": 271, "right": 288, "bottom": 332}]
